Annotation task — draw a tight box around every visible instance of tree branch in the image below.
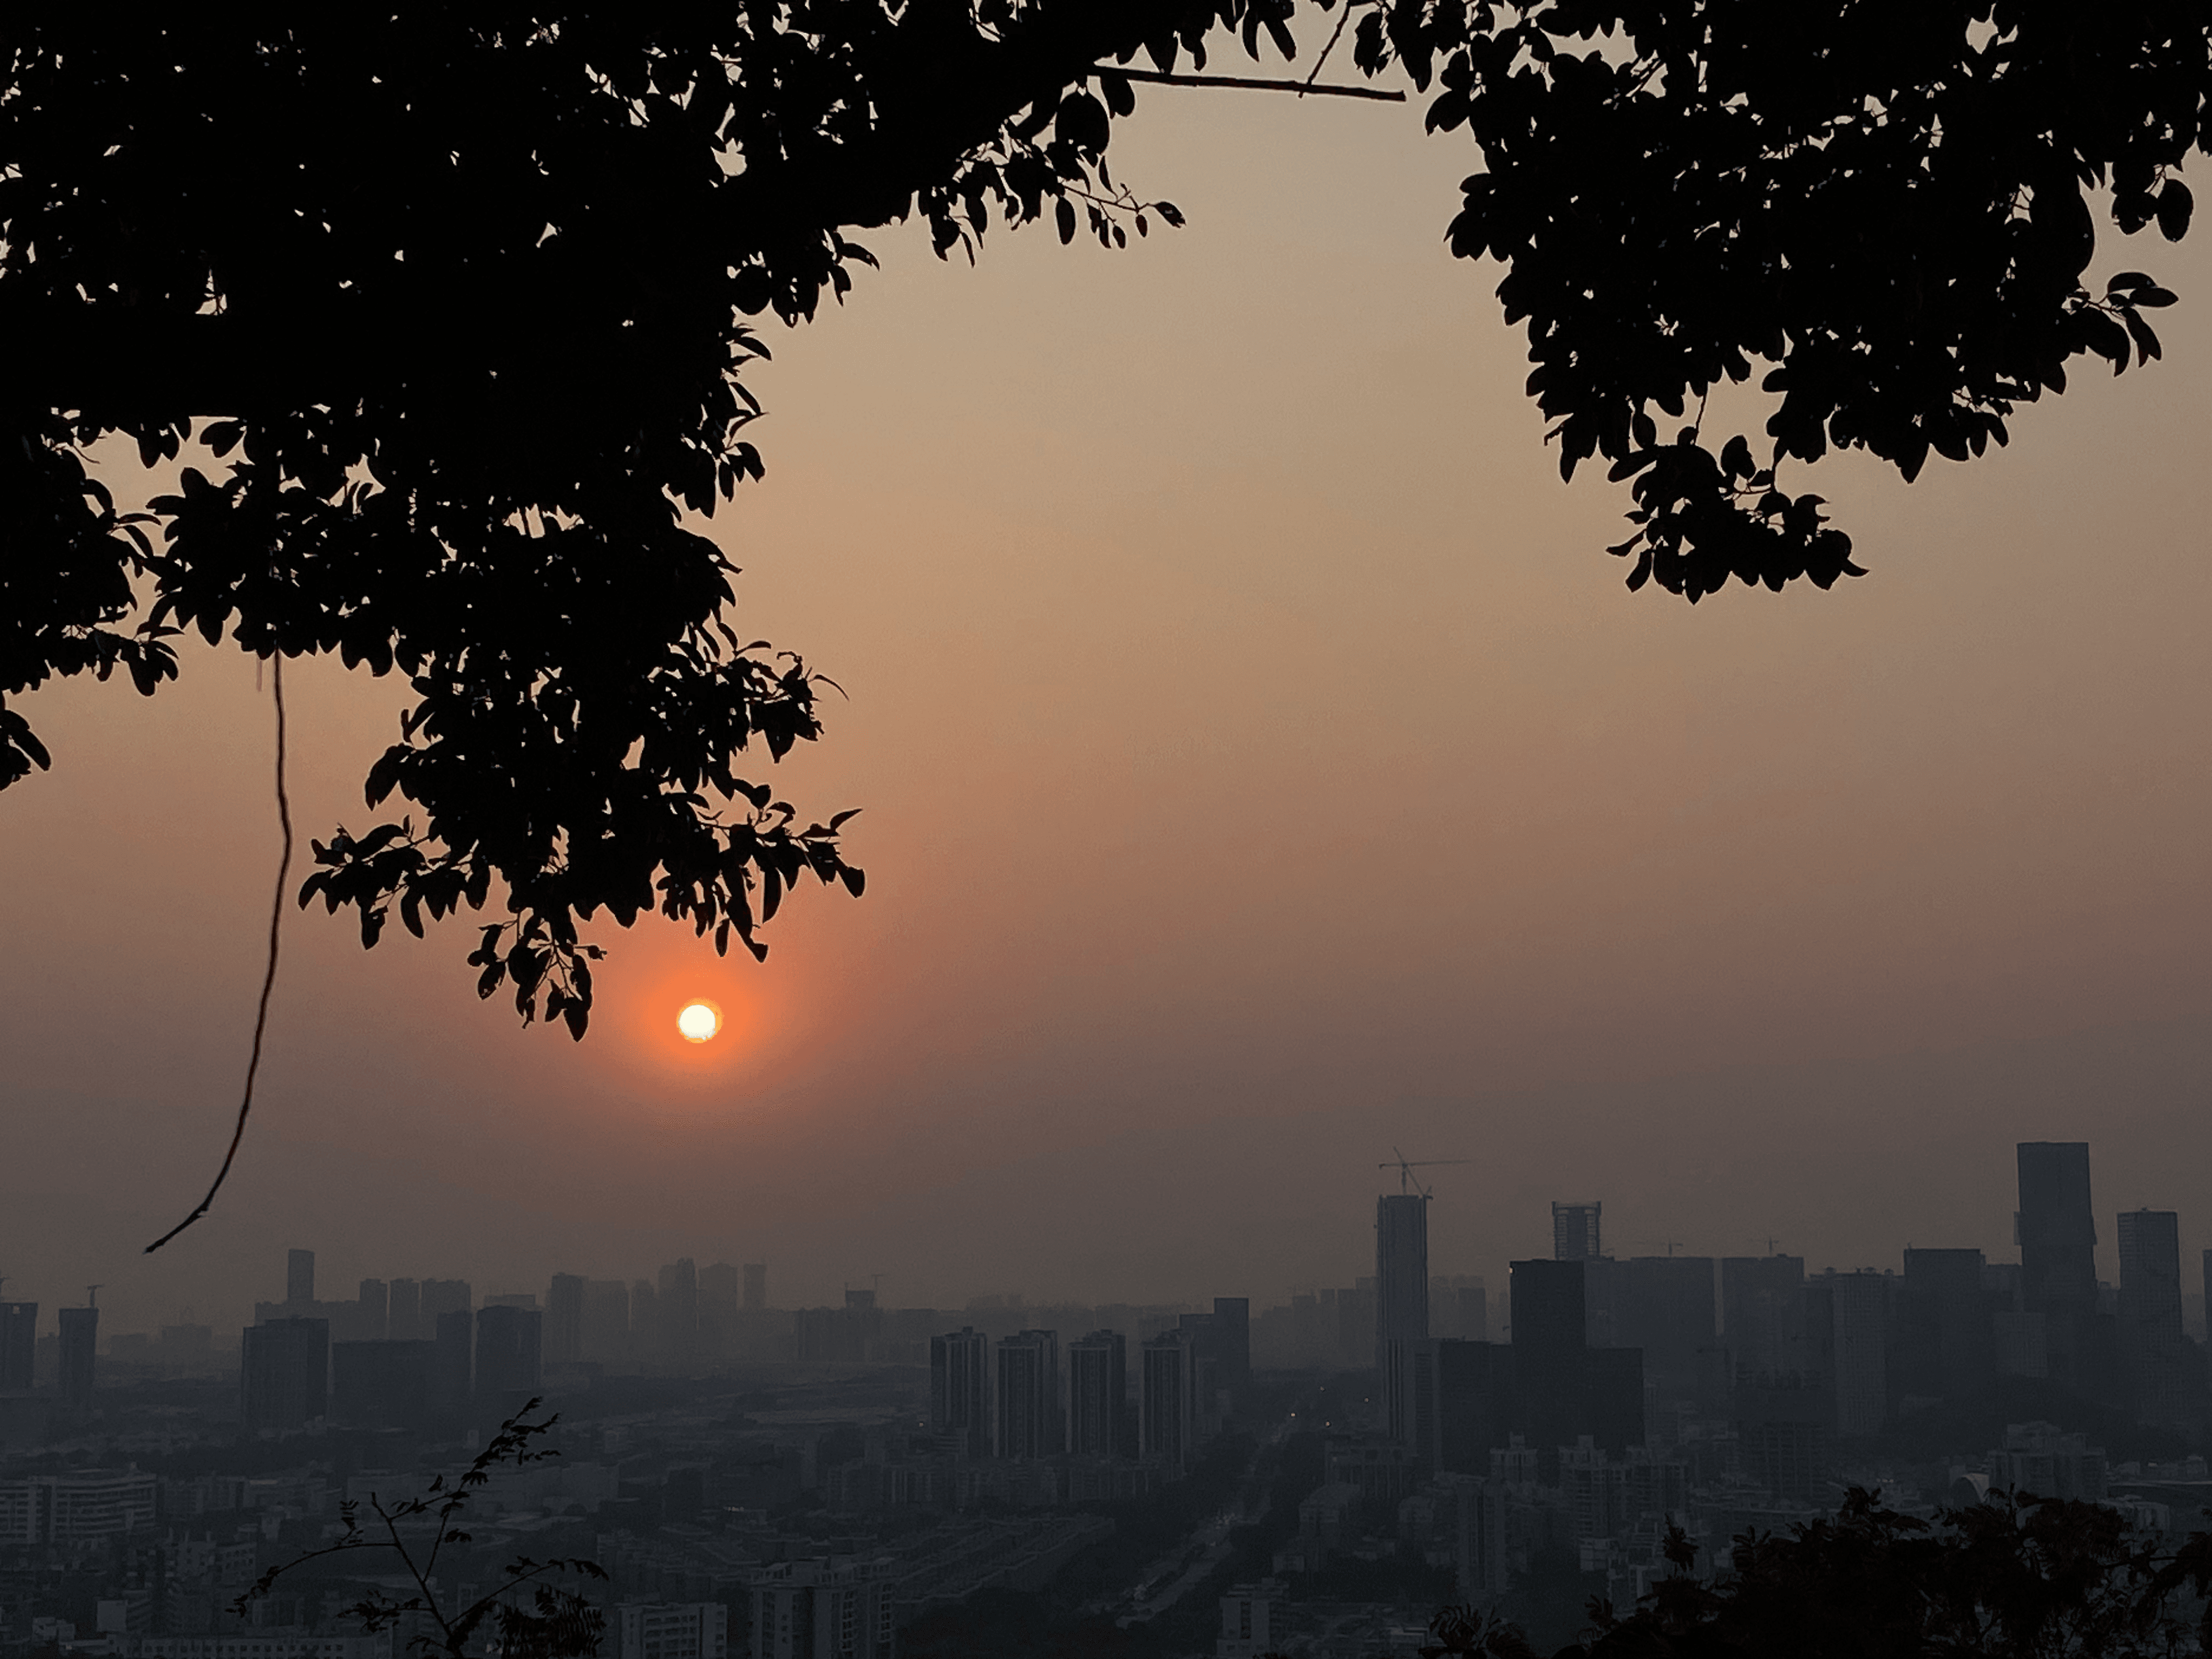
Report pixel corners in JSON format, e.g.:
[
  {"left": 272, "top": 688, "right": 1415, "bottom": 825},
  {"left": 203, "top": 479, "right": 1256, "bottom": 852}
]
[{"left": 1092, "top": 65, "right": 1404, "bottom": 100}]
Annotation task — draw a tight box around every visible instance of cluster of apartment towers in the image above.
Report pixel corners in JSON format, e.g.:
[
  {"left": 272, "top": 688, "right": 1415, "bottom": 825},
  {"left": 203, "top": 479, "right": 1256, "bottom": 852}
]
[
  {"left": 1362, "top": 1141, "right": 2199, "bottom": 1492},
  {"left": 923, "top": 1301, "right": 1253, "bottom": 1471}
]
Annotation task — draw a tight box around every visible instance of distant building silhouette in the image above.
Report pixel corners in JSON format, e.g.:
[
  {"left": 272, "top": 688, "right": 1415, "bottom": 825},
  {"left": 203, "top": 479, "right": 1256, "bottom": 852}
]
[
  {"left": 242, "top": 1317, "right": 327, "bottom": 1432},
  {"left": 546, "top": 1274, "right": 585, "bottom": 1366},
  {"left": 1895, "top": 1248, "right": 1994, "bottom": 1404},
  {"left": 356, "top": 1279, "right": 389, "bottom": 1341},
  {"left": 2118, "top": 1209, "right": 2187, "bottom": 1423},
  {"left": 1721, "top": 1255, "right": 1806, "bottom": 1379},
  {"left": 1140, "top": 1330, "right": 1190, "bottom": 1467},
  {"left": 1213, "top": 1297, "right": 1251, "bottom": 1400},
  {"left": 929, "top": 1327, "right": 990, "bottom": 1457},
  {"left": 1584, "top": 1345, "right": 1644, "bottom": 1453},
  {"left": 993, "top": 1330, "right": 1060, "bottom": 1460},
  {"left": 331, "top": 1340, "right": 435, "bottom": 1429},
  {"left": 582, "top": 1279, "right": 629, "bottom": 1364},
  {"left": 657, "top": 1259, "right": 698, "bottom": 1366},
  {"left": 420, "top": 1279, "right": 471, "bottom": 1321},
  {"left": 743, "top": 1264, "right": 768, "bottom": 1311},
  {"left": 1425, "top": 1339, "right": 1514, "bottom": 1474},
  {"left": 1807, "top": 1271, "right": 1888, "bottom": 1436},
  {"left": 0, "top": 1302, "right": 34, "bottom": 1392},
  {"left": 432, "top": 1309, "right": 472, "bottom": 1415},
  {"left": 1066, "top": 1330, "right": 1129, "bottom": 1459},
  {"left": 1376, "top": 1194, "right": 1430, "bottom": 1446},
  {"left": 286, "top": 1249, "right": 315, "bottom": 1308},
  {"left": 1552, "top": 1203, "right": 1602, "bottom": 1262},
  {"left": 387, "top": 1278, "right": 423, "bottom": 1341},
  {"left": 1509, "top": 1258, "right": 1586, "bottom": 1456},
  {"left": 475, "top": 1304, "right": 542, "bottom": 1399},
  {"left": 1612, "top": 1257, "right": 1715, "bottom": 1403},
  {"left": 2017, "top": 1141, "right": 2100, "bottom": 1392},
  {"left": 56, "top": 1305, "right": 96, "bottom": 1405}
]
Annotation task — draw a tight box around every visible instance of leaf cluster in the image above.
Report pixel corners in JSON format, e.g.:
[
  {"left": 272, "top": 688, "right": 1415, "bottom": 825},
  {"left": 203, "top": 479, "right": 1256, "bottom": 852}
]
[
  {"left": 0, "top": 4, "right": 1301, "bottom": 1029},
  {"left": 1343, "top": 0, "right": 2209, "bottom": 598}
]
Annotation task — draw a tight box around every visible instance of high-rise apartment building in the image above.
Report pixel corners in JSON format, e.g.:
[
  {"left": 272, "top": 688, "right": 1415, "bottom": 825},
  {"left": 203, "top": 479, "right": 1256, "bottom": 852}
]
[
  {"left": 2118, "top": 1209, "right": 2186, "bottom": 1423},
  {"left": 2017, "top": 1141, "right": 2099, "bottom": 1390},
  {"left": 582, "top": 1280, "right": 630, "bottom": 1364},
  {"left": 657, "top": 1259, "right": 698, "bottom": 1366},
  {"left": 1213, "top": 1297, "right": 1251, "bottom": 1399},
  {"left": 1376, "top": 1194, "right": 1430, "bottom": 1446},
  {"left": 387, "top": 1279, "right": 423, "bottom": 1341},
  {"left": 745, "top": 1559, "right": 893, "bottom": 1659},
  {"left": 0, "top": 1303, "right": 35, "bottom": 1392},
  {"left": 1552, "top": 1203, "right": 1603, "bottom": 1262},
  {"left": 475, "top": 1305, "right": 543, "bottom": 1399},
  {"left": 1721, "top": 1255, "right": 1807, "bottom": 1380},
  {"left": 356, "top": 1279, "right": 389, "bottom": 1341},
  {"left": 546, "top": 1274, "right": 585, "bottom": 1366},
  {"left": 1509, "top": 1259, "right": 1586, "bottom": 1453},
  {"left": 994, "top": 1330, "right": 1061, "bottom": 1460},
  {"left": 1066, "top": 1330, "right": 1129, "bottom": 1459},
  {"left": 57, "top": 1305, "right": 97, "bottom": 1405},
  {"left": 432, "top": 1309, "right": 472, "bottom": 1414},
  {"left": 242, "top": 1318, "right": 328, "bottom": 1432},
  {"left": 1613, "top": 1257, "right": 1715, "bottom": 1401},
  {"left": 286, "top": 1249, "right": 315, "bottom": 1307},
  {"left": 930, "top": 1327, "right": 991, "bottom": 1457},
  {"left": 616, "top": 1604, "right": 727, "bottom": 1659},
  {"left": 1895, "top": 1248, "right": 1994, "bottom": 1403},
  {"left": 1806, "top": 1271, "right": 1887, "bottom": 1436},
  {"left": 742, "top": 1264, "right": 768, "bottom": 1311},
  {"left": 1140, "top": 1331, "right": 1190, "bottom": 1467}
]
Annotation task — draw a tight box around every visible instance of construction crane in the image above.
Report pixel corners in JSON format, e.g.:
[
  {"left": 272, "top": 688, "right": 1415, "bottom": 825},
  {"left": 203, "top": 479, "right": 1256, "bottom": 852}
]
[{"left": 1378, "top": 1149, "right": 1469, "bottom": 1198}]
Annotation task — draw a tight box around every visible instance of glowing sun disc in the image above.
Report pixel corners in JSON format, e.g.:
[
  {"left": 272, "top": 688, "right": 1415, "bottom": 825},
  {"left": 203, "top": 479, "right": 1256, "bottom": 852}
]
[{"left": 676, "top": 1000, "right": 722, "bottom": 1043}]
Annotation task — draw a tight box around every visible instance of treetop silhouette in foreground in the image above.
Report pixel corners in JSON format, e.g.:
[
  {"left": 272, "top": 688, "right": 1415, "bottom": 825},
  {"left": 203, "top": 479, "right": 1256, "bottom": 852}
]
[{"left": 3, "top": 2, "right": 2206, "bottom": 1035}]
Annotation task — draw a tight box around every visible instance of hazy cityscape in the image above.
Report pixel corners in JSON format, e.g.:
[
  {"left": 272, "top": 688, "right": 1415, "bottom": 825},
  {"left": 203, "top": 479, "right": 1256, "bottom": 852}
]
[{"left": 0, "top": 1138, "right": 2202, "bottom": 1658}]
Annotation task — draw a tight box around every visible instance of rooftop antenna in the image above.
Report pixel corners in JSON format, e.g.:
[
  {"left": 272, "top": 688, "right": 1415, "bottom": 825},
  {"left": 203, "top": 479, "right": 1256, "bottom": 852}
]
[
  {"left": 1378, "top": 1148, "right": 1469, "bottom": 1198},
  {"left": 85, "top": 1285, "right": 103, "bottom": 1309}
]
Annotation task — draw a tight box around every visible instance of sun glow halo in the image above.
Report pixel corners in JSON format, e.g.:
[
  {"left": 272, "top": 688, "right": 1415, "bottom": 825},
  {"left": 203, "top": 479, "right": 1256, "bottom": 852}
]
[{"left": 676, "top": 1000, "right": 722, "bottom": 1043}]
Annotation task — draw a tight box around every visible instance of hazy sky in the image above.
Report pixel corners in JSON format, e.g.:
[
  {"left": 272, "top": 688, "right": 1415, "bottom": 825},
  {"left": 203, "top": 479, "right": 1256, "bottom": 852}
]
[{"left": 4, "top": 72, "right": 2210, "bottom": 1337}]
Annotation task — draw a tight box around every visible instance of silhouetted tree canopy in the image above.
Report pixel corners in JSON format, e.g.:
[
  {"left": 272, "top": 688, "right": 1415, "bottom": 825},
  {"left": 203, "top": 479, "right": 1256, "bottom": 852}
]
[
  {"left": 1424, "top": 1488, "right": 2212, "bottom": 1659},
  {"left": 3, "top": 2, "right": 2205, "bottom": 1031}
]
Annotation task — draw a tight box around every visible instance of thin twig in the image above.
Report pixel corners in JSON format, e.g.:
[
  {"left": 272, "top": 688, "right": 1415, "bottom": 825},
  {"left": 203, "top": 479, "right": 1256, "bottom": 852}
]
[
  {"left": 1093, "top": 64, "right": 1404, "bottom": 101},
  {"left": 146, "top": 653, "right": 290, "bottom": 1252},
  {"left": 1304, "top": 2, "right": 1364, "bottom": 90}
]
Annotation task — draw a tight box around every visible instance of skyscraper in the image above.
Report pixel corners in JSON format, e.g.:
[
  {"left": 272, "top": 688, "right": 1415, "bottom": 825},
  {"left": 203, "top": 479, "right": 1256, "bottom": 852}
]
[
  {"left": 742, "top": 1264, "right": 767, "bottom": 1311},
  {"left": 657, "top": 1259, "right": 698, "bottom": 1367},
  {"left": 432, "top": 1309, "right": 472, "bottom": 1415},
  {"left": 1213, "top": 1297, "right": 1251, "bottom": 1400},
  {"left": 1509, "top": 1259, "right": 1586, "bottom": 1453},
  {"left": 1896, "top": 1248, "right": 1994, "bottom": 1403},
  {"left": 357, "top": 1279, "right": 389, "bottom": 1342},
  {"left": 930, "top": 1327, "right": 990, "bottom": 1457},
  {"left": 388, "top": 1279, "right": 423, "bottom": 1342},
  {"left": 1066, "top": 1330, "right": 1129, "bottom": 1459},
  {"left": 1376, "top": 1193, "right": 1430, "bottom": 1446},
  {"left": 1721, "top": 1255, "right": 1807, "bottom": 1380},
  {"left": 57, "top": 1304, "right": 97, "bottom": 1405},
  {"left": 286, "top": 1249, "right": 315, "bottom": 1308},
  {"left": 1140, "top": 1331, "right": 1190, "bottom": 1467},
  {"left": 1806, "top": 1271, "right": 1888, "bottom": 1436},
  {"left": 475, "top": 1305, "right": 543, "bottom": 1399},
  {"left": 1552, "top": 1203, "right": 1603, "bottom": 1262},
  {"left": 0, "top": 1302, "right": 35, "bottom": 1392},
  {"left": 1613, "top": 1257, "right": 1716, "bottom": 1401},
  {"left": 243, "top": 1317, "right": 328, "bottom": 1432},
  {"left": 582, "top": 1280, "right": 630, "bottom": 1365},
  {"left": 546, "top": 1274, "right": 586, "bottom": 1366},
  {"left": 2017, "top": 1142, "right": 2099, "bottom": 1391},
  {"left": 2118, "top": 1209, "right": 2186, "bottom": 1423},
  {"left": 994, "top": 1330, "right": 1061, "bottom": 1460}
]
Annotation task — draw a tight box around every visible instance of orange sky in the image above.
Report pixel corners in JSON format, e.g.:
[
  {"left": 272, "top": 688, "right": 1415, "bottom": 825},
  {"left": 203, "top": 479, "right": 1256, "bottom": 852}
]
[{"left": 3, "top": 82, "right": 2210, "bottom": 1336}]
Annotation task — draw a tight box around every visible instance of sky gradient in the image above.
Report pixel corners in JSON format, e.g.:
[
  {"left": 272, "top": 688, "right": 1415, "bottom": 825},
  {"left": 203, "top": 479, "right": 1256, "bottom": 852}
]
[{"left": 4, "top": 80, "right": 2210, "bottom": 1336}]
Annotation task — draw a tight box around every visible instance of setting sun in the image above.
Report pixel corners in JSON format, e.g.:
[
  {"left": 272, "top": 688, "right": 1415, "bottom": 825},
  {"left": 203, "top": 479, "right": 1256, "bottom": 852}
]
[{"left": 676, "top": 1000, "right": 721, "bottom": 1043}]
